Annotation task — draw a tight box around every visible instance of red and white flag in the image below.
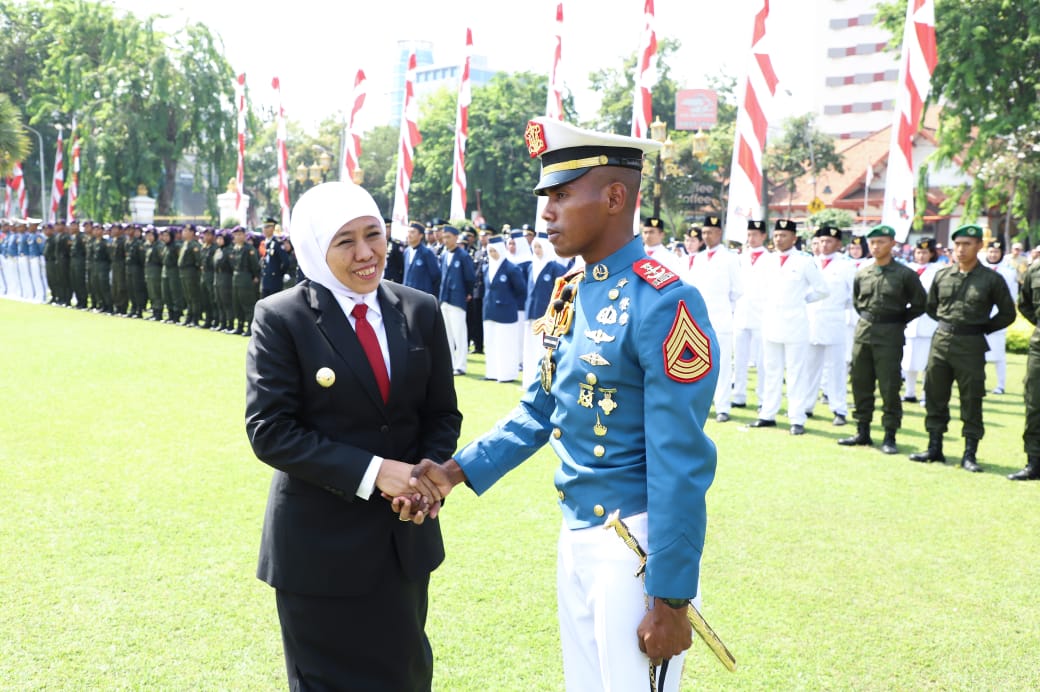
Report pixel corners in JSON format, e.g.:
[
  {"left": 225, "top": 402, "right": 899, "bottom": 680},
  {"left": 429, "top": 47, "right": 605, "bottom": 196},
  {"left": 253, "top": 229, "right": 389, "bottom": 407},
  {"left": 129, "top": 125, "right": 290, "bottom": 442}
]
[
  {"left": 49, "top": 127, "right": 65, "bottom": 223},
  {"left": 546, "top": 3, "right": 564, "bottom": 122},
  {"left": 234, "top": 73, "right": 247, "bottom": 219},
  {"left": 536, "top": 3, "right": 566, "bottom": 233},
  {"left": 390, "top": 51, "right": 421, "bottom": 238},
  {"left": 724, "top": 0, "right": 779, "bottom": 244},
  {"left": 3, "top": 177, "right": 10, "bottom": 218},
  {"left": 882, "top": 0, "right": 936, "bottom": 241},
  {"left": 630, "top": 0, "right": 657, "bottom": 140},
  {"left": 341, "top": 69, "right": 367, "bottom": 184},
  {"left": 67, "top": 122, "right": 80, "bottom": 221},
  {"left": 449, "top": 29, "right": 473, "bottom": 221},
  {"left": 272, "top": 76, "right": 291, "bottom": 231},
  {"left": 12, "top": 161, "right": 27, "bottom": 218}
]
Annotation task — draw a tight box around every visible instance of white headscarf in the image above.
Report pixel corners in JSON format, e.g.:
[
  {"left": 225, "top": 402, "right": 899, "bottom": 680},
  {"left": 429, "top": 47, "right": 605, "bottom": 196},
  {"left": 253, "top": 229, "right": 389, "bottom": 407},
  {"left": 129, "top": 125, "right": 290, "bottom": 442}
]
[
  {"left": 529, "top": 233, "right": 559, "bottom": 280},
  {"left": 289, "top": 181, "right": 386, "bottom": 299},
  {"left": 486, "top": 236, "right": 510, "bottom": 283},
  {"left": 510, "top": 231, "right": 533, "bottom": 264}
]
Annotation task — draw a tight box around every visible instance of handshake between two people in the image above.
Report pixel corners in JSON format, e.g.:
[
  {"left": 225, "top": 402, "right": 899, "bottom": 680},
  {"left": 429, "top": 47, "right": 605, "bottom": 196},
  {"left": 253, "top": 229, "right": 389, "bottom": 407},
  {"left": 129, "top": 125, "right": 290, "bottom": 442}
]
[{"left": 376, "top": 458, "right": 464, "bottom": 524}]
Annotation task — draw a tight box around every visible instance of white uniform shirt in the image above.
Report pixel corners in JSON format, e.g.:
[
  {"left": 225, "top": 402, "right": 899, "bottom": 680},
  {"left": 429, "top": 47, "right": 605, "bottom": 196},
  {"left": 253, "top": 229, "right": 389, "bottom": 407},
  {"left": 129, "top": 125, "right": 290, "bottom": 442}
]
[
  {"left": 760, "top": 250, "right": 829, "bottom": 344},
  {"left": 904, "top": 262, "right": 942, "bottom": 338},
  {"left": 688, "top": 245, "right": 743, "bottom": 334},
  {"left": 807, "top": 253, "right": 855, "bottom": 345},
  {"left": 732, "top": 246, "right": 770, "bottom": 331}
]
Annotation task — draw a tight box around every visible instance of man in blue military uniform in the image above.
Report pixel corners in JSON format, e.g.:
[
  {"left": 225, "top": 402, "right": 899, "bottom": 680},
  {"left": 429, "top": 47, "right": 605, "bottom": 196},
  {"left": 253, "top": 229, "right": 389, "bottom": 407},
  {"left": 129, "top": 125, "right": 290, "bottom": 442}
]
[
  {"left": 406, "top": 117, "right": 719, "bottom": 691},
  {"left": 437, "top": 225, "right": 476, "bottom": 375},
  {"left": 259, "top": 217, "right": 285, "bottom": 298},
  {"left": 403, "top": 221, "right": 441, "bottom": 297}
]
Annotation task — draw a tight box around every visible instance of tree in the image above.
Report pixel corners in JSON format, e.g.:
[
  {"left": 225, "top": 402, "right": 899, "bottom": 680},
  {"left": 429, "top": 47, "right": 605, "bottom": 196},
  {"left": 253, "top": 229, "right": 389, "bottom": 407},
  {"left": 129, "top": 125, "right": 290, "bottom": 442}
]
[
  {"left": 877, "top": 0, "right": 1040, "bottom": 243},
  {"left": 0, "top": 92, "right": 29, "bottom": 176},
  {"left": 765, "top": 113, "right": 844, "bottom": 218},
  {"left": 0, "top": 0, "right": 237, "bottom": 221}
]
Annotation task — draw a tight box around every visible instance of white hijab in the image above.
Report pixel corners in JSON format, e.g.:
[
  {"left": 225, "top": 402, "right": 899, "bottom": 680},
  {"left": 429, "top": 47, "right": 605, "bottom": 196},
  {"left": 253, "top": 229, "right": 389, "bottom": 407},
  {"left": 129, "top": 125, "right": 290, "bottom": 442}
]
[
  {"left": 510, "top": 231, "right": 533, "bottom": 264},
  {"left": 289, "top": 181, "right": 386, "bottom": 299},
  {"left": 486, "top": 237, "right": 510, "bottom": 283},
  {"left": 529, "top": 234, "right": 559, "bottom": 280}
]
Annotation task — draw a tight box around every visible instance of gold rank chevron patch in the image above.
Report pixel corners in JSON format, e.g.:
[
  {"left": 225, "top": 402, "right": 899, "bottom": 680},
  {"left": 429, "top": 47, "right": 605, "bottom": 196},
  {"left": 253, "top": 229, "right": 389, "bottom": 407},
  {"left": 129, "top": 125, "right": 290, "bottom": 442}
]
[{"left": 663, "top": 300, "right": 712, "bottom": 383}]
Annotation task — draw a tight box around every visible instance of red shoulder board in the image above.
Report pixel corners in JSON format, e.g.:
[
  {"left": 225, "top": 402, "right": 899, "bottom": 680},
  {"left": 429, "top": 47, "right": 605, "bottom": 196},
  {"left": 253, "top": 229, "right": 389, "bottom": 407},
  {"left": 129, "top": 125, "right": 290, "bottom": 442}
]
[
  {"left": 663, "top": 300, "right": 712, "bottom": 383},
  {"left": 563, "top": 266, "right": 585, "bottom": 281},
  {"left": 632, "top": 258, "right": 680, "bottom": 290}
]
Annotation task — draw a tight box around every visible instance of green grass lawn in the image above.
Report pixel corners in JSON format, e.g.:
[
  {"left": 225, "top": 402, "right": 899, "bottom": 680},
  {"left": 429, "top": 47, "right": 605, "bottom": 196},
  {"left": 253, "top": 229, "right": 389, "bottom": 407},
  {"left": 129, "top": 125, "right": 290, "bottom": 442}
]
[{"left": 1, "top": 298, "right": 1038, "bottom": 690}]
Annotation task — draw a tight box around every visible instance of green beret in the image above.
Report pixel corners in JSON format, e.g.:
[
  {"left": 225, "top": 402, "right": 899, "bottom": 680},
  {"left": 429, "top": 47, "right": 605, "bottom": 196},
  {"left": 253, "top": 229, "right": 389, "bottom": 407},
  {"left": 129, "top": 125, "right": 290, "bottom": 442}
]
[
  {"left": 952, "top": 224, "right": 983, "bottom": 240},
  {"left": 866, "top": 224, "right": 896, "bottom": 238}
]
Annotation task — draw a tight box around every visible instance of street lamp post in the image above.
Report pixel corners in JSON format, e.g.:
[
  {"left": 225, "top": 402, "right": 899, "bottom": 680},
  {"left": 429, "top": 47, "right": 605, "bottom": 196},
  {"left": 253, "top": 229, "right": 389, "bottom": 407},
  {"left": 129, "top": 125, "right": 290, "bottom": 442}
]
[{"left": 23, "top": 125, "right": 48, "bottom": 220}]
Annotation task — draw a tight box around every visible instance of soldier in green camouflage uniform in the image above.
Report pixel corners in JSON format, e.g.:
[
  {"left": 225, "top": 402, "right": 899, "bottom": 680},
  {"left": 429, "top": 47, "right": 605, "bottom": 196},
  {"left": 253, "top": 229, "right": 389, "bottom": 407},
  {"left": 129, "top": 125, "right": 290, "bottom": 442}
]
[
  {"left": 1009, "top": 259, "right": 1040, "bottom": 480},
  {"left": 178, "top": 225, "right": 203, "bottom": 326},
  {"left": 89, "top": 223, "right": 113, "bottom": 313},
  {"left": 160, "top": 227, "right": 184, "bottom": 323},
  {"left": 144, "top": 226, "right": 165, "bottom": 320},
  {"left": 110, "top": 225, "right": 128, "bottom": 315},
  {"left": 229, "top": 227, "right": 260, "bottom": 335},
  {"left": 125, "top": 225, "right": 148, "bottom": 318},
  {"left": 43, "top": 224, "right": 59, "bottom": 304},
  {"left": 213, "top": 231, "right": 234, "bottom": 332},
  {"left": 909, "top": 224, "right": 1017, "bottom": 471},
  {"left": 70, "top": 221, "right": 88, "bottom": 309},
  {"left": 198, "top": 227, "right": 217, "bottom": 328},
  {"left": 839, "top": 224, "right": 927, "bottom": 454}
]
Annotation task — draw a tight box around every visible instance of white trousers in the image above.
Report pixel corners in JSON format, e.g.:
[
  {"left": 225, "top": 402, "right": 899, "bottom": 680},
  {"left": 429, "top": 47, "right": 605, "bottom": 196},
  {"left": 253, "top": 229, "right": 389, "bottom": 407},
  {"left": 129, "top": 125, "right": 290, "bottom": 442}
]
[
  {"left": 17, "top": 256, "right": 33, "bottom": 300},
  {"left": 558, "top": 513, "right": 693, "bottom": 692},
  {"left": 29, "top": 256, "right": 46, "bottom": 302},
  {"left": 760, "top": 339, "right": 810, "bottom": 424},
  {"left": 522, "top": 320, "right": 543, "bottom": 390},
  {"left": 986, "top": 329, "right": 1008, "bottom": 389},
  {"left": 804, "top": 343, "right": 848, "bottom": 417},
  {"left": 732, "top": 327, "right": 762, "bottom": 406},
  {"left": 440, "top": 303, "right": 469, "bottom": 373},
  {"left": 712, "top": 331, "right": 734, "bottom": 415},
  {"left": 0, "top": 257, "right": 12, "bottom": 295},
  {"left": 484, "top": 320, "right": 520, "bottom": 382}
]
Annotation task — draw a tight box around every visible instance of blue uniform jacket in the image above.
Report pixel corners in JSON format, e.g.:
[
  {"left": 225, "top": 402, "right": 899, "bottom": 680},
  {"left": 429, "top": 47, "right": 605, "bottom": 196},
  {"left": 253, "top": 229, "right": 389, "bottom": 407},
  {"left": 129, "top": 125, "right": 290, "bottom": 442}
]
[
  {"left": 482, "top": 261, "right": 526, "bottom": 323},
  {"left": 525, "top": 261, "right": 568, "bottom": 316},
  {"left": 455, "top": 237, "right": 719, "bottom": 600},
  {"left": 260, "top": 237, "right": 285, "bottom": 294},
  {"left": 29, "top": 232, "right": 45, "bottom": 257},
  {"left": 438, "top": 246, "right": 476, "bottom": 310},
  {"left": 404, "top": 243, "right": 441, "bottom": 297}
]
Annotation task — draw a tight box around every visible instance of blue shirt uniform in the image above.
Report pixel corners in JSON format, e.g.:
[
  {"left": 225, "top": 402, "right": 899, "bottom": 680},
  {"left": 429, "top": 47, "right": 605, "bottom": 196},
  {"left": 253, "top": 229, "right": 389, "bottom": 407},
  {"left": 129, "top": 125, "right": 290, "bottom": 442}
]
[
  {"left": 438, "top": 246, "right": 476, "bottom": 309},
  {"left": 482, "top": 261, "right": 526, "bottom": 324},
  {"left": 403, "top": 243, "right": 441, "bottom": 297},
  {"left": 29, "top": 231, "right": 45, "bottom": 257},
  {"left": 456, "top": 237, "right": 719, "bottom": 599},
  {"left": 525, "top": 260, "right": 567, "bottom": 317},
  {"left": 260, "top": 235, "right": 285, "bottom": 296}
]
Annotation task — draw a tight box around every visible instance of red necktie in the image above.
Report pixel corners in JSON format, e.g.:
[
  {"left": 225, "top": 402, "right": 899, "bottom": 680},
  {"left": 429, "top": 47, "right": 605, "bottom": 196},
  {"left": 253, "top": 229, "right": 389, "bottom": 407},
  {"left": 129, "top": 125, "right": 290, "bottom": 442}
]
[
  {"left": 916, "top": 266, "right": 926, "bottom": 276},
  {"left": 708, "top": 250, "right": 716, "bottom": 261},
  {"left": 821, "top": 258, "right": 831, "bottom": 270},
  {"left": 750, "top": 250, "right": 762, "bottom": 265},
  {"left": 351, "top": 303, "right": 390, "bottom": 403},
  {"left": 779, "top": 254, "right": 789, "bottom": 267}
]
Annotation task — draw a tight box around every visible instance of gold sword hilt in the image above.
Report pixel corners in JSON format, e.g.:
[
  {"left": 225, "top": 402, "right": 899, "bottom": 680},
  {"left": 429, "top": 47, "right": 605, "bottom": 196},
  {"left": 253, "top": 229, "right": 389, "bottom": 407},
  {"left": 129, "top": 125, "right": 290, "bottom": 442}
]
[{"left": 603, "top": 510, "right": 737, "bottom": 673}]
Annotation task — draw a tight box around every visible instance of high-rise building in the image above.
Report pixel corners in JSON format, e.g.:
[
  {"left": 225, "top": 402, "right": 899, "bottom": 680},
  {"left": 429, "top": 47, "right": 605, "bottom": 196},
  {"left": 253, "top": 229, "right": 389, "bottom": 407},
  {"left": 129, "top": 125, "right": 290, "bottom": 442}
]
[
  {"left": 390, "top": 40, "right": 435, "bottom": 128},
  {"left": 815, "top": 0, "right": 900, "bottom": 139}
]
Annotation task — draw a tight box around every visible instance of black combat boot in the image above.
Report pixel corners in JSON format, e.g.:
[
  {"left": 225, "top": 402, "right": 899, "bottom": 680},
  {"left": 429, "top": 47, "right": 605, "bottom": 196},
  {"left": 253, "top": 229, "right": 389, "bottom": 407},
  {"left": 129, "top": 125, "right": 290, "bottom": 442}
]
[
  {"left": 909, "top": 432, "right": 945, "bottom": 463},
  {"left": 838, "top": 420, "right": 872, "bottom": 446},
  {"left": 1008, "top": 455, "right": 1040, "bottom": 481},
  {"left": 960, "top": 437, "right": 982, "bottom": 473},
  {"left": 880, "top": 429, "right": 898, "bottom": 455}
]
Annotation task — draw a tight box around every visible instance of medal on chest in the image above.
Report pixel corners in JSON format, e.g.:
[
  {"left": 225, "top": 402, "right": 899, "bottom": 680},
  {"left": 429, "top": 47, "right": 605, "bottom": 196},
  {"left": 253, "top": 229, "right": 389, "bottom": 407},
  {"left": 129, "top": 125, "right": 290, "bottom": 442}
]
[{"left": 533, "top": 274, "right": 581, "bottom": 393}]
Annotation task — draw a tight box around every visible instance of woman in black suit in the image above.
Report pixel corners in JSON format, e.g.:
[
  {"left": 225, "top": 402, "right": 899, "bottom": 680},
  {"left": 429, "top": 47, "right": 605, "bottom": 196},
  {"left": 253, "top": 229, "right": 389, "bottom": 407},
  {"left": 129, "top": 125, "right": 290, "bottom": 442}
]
[{"left": 245, "top": 181, "right": 461, "bottom": 690}]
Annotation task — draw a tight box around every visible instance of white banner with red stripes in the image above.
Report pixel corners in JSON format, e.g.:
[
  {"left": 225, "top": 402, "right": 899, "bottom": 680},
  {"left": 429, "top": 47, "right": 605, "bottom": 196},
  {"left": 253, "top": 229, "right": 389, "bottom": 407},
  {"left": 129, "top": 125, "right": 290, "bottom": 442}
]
[
  {"left": 630, "top": 0, "right": 657, "bottom": 140},
  {"left": 67, "top": 122, "right": 79, "bottom": 222},
  {"left": 536, "top": 2, "right": 566, "bottom": 233},
  {"left": 49, "top": 127, "right": 65, "bottom": 223},
  {"left": 390, "top": 51, "right": 421, "bottom": 239},
  {"left": 12, "top": 161, "right": 27, "bottom": 218},
  {"left": 341, "top": 69, "right": 367, "bottom": 185},
  {"left": 234, "top": 73, "right": 247, "bottom": 219},
  {"left": 272, "top": 76, "right": 291, "bottom": 231},
  {"left": 449, "top": 29, "right": 472, "bottom": 221},
  {"left": 725, "top": 0, "right": 778, "bottom": 244},
  {"left": 882, "top": 0, "right": 936, "bottom": 242}
]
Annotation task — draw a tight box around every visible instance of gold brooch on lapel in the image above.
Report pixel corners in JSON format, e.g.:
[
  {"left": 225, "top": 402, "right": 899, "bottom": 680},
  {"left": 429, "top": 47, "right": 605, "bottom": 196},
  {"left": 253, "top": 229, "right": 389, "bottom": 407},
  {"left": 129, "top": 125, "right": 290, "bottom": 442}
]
[{"left": 315, "top": 367, "right": 336, "bottom": 388}]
